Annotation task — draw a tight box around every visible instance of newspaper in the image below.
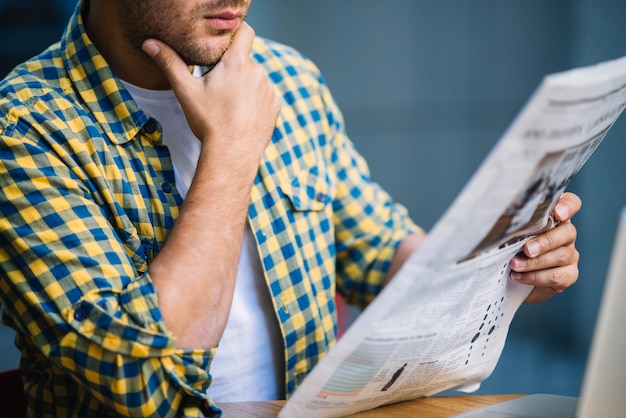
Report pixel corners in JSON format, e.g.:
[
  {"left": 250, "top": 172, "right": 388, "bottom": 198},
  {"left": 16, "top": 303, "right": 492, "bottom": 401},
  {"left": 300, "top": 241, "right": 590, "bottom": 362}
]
[{"left": 279, "top": 55, "right": 626, "bottom": 418}]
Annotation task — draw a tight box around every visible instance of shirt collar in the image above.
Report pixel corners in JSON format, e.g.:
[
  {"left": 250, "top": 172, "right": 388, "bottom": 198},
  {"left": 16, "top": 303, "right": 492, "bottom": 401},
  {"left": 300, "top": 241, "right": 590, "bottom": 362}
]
[{"left": 60, "top": 0, "right": 151, "bottom": 145}]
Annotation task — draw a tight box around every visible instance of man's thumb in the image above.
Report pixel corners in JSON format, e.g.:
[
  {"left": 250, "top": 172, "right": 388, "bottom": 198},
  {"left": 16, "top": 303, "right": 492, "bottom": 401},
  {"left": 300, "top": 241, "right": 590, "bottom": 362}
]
[
  {"left": 142, "top": 40, "right": 161, "bottom": 57},
  {"left": 142, "top": 38, "right": 188, "bottom": 85}
]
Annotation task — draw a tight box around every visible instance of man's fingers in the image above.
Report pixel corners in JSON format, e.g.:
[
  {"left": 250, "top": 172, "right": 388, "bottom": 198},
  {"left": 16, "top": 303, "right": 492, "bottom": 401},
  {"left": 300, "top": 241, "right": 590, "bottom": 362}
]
[
  {"left": 511, "top": 243, "right": 579, "bottom": 275},
  {"left": 554, "top": 191, "right": 582, "bottom": 222},
  {"left": 517, "top": 262, "right": 579, "bottom": 302},
  {"left": 511, "top": 191, "right": 582, "bottom": 304},
  {"left": 219, "top": 22, "right": 255, "bottom": 67},
  {"left": 142, "top": 38, "right": 191, "bottom": 87},
  {"left": 522, "top": 220, "right": 577, "bottom": 259}
]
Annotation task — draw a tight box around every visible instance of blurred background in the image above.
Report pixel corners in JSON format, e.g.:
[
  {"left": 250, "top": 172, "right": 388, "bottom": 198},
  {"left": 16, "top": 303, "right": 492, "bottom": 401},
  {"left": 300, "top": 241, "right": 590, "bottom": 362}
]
[{"left": 1, "top": 0, "right": 625, "bottom": 398}]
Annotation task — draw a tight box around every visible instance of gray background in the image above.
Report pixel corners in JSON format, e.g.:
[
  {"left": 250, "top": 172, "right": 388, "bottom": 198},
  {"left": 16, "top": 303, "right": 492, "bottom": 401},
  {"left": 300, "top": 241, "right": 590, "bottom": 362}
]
[{"left": 1, "top": 0, "right": 625, "bottom": 398}]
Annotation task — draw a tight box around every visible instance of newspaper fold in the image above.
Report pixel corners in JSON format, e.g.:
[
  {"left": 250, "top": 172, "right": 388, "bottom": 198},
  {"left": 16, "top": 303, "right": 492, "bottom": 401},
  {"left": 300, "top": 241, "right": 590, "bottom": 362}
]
[{"left": 279, "top": 55, "right": 626, "bottom": 418}]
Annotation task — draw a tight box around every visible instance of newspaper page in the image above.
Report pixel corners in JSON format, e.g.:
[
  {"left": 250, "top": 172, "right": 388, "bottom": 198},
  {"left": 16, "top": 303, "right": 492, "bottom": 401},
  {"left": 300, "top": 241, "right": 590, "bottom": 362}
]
[{"left": 279, "top": 55, "right": 626, "bottom": 418}]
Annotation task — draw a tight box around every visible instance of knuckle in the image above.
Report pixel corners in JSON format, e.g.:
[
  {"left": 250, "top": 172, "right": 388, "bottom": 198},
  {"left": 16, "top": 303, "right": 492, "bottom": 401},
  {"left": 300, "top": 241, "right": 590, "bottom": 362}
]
[
  {"left": 552, "top": 265, "right": 578, "bottom": 291},
  {"left": 251, "top": 65, "right": 265, "bottom": 82},
  {"left": 246, "top": 24, "right": 256, "bottom": 39},
  {"left": 224, "top": 54, "right": 249, "bottom": 71},
  {"left": 547, "top": 270, "right": 562, "bottom": 287},
  {"left": 242, "top": 53, "right": 256, "bottom": 67},
  {"left": 567, "top": 222, "right": 578, "bottom": 242},
  {"left": 543, "top": 231, "right": 557, "bottom": 250},
  {"left": 567, "top": 263, "right": 580, "bottom": 284},
  {"left": 555, "top": 247, "right": 570, "bottom": 264},
  {"left": 561, "top": 244, "right": 579, "bottom": 265},
  {"left": 563, "top": 221, "right": 577, "bottom": 241}
]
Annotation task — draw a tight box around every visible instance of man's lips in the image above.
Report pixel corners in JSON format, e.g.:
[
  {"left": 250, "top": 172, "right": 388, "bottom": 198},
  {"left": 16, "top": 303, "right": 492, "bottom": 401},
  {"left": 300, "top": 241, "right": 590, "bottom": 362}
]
[{"left": 204, "top": 10, "right": 242, "bottom": 31}]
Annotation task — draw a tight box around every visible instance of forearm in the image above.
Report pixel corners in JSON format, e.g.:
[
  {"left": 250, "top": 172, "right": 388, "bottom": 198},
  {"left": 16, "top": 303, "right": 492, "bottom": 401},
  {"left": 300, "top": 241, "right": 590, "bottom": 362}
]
[
  {"left": 384, "top": 231, "right": 427, "bottom": 286},
  {"left": 143, "top": 23, "right": 279, "bottom": 348},
  {"left": 149, "top": 145, "right": 257, "bottom": 349}
]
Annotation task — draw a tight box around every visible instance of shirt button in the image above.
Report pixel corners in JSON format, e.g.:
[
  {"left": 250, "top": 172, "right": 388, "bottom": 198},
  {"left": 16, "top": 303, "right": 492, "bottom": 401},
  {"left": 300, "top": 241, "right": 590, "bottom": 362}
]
[
  {"left": 144, "top": 119, "right": 157, "bottom": 134},
  {"left": 315, "top": 192, "right": 327, "bottom": 203},
  {"left": 162, "top": 183, "right": 172, "bottom": 193},
  {"left": 74, "top": 308, "right": 87, "bottom": 321}
]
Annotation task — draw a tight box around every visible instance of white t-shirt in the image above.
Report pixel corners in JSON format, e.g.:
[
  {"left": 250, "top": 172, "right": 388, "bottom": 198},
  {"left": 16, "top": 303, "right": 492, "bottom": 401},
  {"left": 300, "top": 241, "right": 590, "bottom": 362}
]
[{"left": 121, "top": 80, "right": 284, "bottom": 401}]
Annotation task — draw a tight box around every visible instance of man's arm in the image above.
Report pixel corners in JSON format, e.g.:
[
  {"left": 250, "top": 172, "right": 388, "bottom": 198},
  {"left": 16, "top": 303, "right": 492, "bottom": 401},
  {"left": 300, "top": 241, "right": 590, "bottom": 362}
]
[
  {"left": 0, "top": 22, "right": 277, "bottom": 416},
  {"left": 383, "top": 231, "right": 426, "bottom": 286},
  {"left": 385, "top": 192, "right": 582, "bottom": 303},
  {"left": 142, "top": 23, "right": 280, "bottom": 349}
]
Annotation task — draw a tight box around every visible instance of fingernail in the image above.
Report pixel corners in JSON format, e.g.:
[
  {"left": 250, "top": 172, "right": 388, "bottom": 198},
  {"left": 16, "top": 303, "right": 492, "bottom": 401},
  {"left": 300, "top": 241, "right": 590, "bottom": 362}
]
[
  {"left": 511, "top": 257, "right": 527, "bottom": 269},
  {"left": 511, "top": 271, "right": 523, "bottom": 281},
  {"left": 555, "top": 203, "right": 569, "bottom": 220},
  {"left": 526, "top": 241, "right": 541, "bottom": 258},
  {"left": 143, "top": 40, "right": 160, "bottom": 57}
]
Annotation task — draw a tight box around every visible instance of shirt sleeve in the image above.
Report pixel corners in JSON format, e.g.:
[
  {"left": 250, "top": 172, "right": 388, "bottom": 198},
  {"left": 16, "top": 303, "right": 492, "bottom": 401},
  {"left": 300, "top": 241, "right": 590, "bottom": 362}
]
[
  {"left": 0, "top": 132, "right": 219, "bottom": 417},
  {"left": 316, "top": 73, "right": 423, "bottom": 308}
]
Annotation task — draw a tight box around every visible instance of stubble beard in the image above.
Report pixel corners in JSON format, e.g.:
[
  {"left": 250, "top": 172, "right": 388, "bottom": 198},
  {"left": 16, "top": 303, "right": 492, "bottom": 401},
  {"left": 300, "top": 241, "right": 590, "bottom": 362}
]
[{"left": 120, "top": 0, "right": 247, "bottom": 67}]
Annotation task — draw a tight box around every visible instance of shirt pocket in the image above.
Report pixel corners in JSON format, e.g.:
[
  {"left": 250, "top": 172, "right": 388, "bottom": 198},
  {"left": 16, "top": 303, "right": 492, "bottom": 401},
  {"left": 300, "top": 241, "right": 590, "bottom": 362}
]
[{"left": 276, "top": 166, "right": 336, "bottom": 294}]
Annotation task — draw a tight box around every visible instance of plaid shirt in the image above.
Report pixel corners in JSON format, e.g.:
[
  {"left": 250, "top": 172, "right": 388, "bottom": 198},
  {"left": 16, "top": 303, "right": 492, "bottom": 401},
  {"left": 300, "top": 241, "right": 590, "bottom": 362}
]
[{"left": 0, "top": 4, "right": 419, "bottom": 418}]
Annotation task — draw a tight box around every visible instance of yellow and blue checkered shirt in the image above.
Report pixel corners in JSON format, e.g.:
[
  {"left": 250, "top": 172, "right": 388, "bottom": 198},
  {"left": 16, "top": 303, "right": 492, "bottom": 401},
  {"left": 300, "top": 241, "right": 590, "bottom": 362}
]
[{"left": 0, "top": 6, "right": 419, "bottom": 418}]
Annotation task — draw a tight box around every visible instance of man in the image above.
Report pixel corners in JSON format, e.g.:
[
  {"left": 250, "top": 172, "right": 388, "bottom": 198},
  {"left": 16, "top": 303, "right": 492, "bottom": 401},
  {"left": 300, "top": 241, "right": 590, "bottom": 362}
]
[{"left": 0, "top": 0, "right": 581, "bottom": 416}]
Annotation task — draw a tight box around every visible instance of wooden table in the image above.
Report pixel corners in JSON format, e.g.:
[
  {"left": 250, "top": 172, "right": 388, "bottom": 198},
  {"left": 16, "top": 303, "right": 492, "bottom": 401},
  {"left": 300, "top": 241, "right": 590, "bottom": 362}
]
[{"left": 219, "top": 394, "right": 524, "bottom": 417}]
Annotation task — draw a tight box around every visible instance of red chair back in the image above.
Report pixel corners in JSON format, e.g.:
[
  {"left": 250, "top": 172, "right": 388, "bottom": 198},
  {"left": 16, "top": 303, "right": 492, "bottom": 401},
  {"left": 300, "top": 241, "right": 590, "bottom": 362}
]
[{"left": 0, "top": 368, "right": 27, "bottom": 417}]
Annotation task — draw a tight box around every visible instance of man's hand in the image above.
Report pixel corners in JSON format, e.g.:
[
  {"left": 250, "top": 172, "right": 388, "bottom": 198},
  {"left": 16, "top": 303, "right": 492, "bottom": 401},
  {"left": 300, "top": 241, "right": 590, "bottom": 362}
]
[
  {"left": 509, "top": 192, "right": 582, "bottom": 303},
  {"left": 140, "top": 23, "right": 280, "bottom": 348},
  {"left": 142, "top": 22, "right": 280, "bottom": 177}
]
